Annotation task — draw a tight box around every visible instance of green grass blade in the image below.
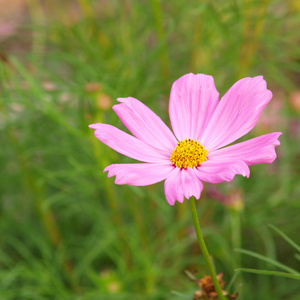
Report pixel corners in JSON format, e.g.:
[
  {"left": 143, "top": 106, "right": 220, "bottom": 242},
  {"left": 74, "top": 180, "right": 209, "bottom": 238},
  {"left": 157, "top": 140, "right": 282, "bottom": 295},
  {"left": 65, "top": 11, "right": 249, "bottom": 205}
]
[
  {"left": 235, "top": 248, "right": 300, "bottom": 275},
  {"left": 226, "top": 270, "right": 240, "bottom": 293},
  {"left": 170, "top": 291, "right": 190, "bottom": 298},
  {"left": 236, "top": 268, "right": 300, "bottom": 280},
  {"left": 269, "top": 224, "right": 300, "bottom": 253},
  {"left": 295, "top": 254, "right": 300, "bottom": 262}
]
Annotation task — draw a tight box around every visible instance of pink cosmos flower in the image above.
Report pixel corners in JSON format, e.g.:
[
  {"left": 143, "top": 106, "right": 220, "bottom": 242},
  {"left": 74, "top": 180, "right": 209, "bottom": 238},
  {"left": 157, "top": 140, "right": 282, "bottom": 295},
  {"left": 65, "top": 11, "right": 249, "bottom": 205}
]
[{"left": 89, "top": 73, "right": 281, "bottom": 205}]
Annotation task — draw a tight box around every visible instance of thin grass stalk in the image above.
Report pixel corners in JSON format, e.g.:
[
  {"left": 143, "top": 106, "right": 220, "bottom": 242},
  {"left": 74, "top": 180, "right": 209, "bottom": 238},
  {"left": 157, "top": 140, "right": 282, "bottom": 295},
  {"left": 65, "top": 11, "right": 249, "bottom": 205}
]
[
  {"left": 189, "top": 18, "right": 203, "bottom": 72},
  {"left": 77, "top": 0, "right": 94, "bottom": 18},
  {"left": 151, "top": 0, "right": 169, "bottom": 79},
  {"left": 119, "top": 1, "right": 133, "bottom": 58},
  {"left": 238, "top": 0, "right": 269, "bottom": 78},
  {"left": 230, "top": 208, "right": 243, "bottom": 299},
  {"left": 25, "top": 0, "right": 46, "bottom": 63}
]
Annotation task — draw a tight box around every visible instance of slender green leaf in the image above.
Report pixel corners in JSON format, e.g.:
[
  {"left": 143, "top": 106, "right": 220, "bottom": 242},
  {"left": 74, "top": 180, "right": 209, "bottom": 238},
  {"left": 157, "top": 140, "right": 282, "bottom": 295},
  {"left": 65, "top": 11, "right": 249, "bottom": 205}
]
[
  {"left": 295, "top": 254, "right": 300, "bottom": 262},
  {"left": 235, "top": 248, "right": 300, "bottom": 275},
  {"left": 236, "top": 268, "right": 300, "bottom": 280},
  {"left": 170, "top": 291, "right": 191, "bottom": 298},
  {"left": 269, "top": 224, "right": 300, "bottom": 253},
  {"left": 226, "top": 270, "right": 241, "bottom": 293}
]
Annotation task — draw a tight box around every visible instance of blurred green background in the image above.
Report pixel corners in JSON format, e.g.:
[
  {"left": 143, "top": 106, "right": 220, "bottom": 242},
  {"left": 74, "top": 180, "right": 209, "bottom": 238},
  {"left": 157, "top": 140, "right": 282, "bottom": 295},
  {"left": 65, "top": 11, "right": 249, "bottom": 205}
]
[{"left": 0, "top": 0, "right": 300, "bottom": 299}]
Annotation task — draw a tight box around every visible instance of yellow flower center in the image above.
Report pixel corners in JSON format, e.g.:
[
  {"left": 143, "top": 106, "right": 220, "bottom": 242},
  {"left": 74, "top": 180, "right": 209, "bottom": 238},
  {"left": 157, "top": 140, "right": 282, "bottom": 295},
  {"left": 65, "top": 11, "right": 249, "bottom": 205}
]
[{"left": 170, "top": 138, "right": 208, "bottom": 169}]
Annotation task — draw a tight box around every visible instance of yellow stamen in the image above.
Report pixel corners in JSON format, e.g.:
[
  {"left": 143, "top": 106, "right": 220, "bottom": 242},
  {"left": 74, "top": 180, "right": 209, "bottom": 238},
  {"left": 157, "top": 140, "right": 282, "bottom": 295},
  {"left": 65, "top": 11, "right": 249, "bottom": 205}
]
[{"left": 170, "top": 138, "right": 208, "bottom": 169}]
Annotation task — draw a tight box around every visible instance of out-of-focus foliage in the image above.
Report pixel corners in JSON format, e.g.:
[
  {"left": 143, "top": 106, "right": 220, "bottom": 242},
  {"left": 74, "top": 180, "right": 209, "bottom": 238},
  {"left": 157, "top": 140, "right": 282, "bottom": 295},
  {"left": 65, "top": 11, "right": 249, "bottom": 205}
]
[{"left": 0, "top": 0, "right": 300, "bottom": 299}]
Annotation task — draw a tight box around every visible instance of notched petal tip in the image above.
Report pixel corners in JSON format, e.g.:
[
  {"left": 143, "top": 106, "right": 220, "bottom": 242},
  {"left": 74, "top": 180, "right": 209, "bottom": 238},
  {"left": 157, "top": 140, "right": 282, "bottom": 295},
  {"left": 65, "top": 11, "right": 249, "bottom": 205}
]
[
  {"left": 164, "top": 168, "right": 203, "bottom": 205},
  {"left": 103, "top": 163, "right": 174, "bottom": 186},
  {"left": 103, "top": 165, "right": 111, "bottom": 174},
  {"left": 274, "top": 132, "right": 282, "bottom": 142},
  {"left": 253, "top": 75, "right": 264, "bottom": 82},
  {"left": 90, "top": 123, "right": 169, "bottom": 163},
  {"left": 196, "top": 160, "right": 250, "bottom": 184},
  {"left": 167, "top": 199, "right": 176, "bottom": 206},
  {"left": 111, "top": 98, "right": 131, "bottom": 112},
  {"left": 116, "top": 97, "right": 130, "bottom": 103},
  {"left": 112, "top": 98, "right": 132, "bottom": 116},
  {"left": 103, "top": 164, "right": 121, "bottom": 183},
  {"left": 89, "top": 123, "right": 100, "bottom": 129}
]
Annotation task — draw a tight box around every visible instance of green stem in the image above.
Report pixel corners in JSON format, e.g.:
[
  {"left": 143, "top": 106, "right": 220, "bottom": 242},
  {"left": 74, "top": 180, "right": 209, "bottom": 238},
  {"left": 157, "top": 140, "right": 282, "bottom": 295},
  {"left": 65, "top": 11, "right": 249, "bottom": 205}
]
[
  {"left": 230, "top": 208, "right": 243, "bottom": 299},
  {"left": 190, "top": 197, "right": 226, "bottom": 300},
  {"left": 230, "top": 209, "right": 241, "bottom": 266}
]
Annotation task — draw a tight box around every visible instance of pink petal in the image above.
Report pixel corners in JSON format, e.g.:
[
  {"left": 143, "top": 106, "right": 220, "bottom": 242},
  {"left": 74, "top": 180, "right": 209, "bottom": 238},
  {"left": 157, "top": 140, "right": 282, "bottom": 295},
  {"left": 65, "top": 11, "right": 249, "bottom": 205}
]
[
  {"left": 89, "top": 123, "right": 170, "bottom": 163},
  {"left": 201, "top": 76, "right": 273, "bottom": 150},
  {"left": 195, "top": 160, "right": 250, "bottom": 184},
  {"left": 164, "top": 168, "right": 203, "bottom": 205},
  {"left": 169, "top": 73, "right": 219, "bottom": 141},
  {"left": 195, "top": 132, "right": 281, "bottom": 183},
  {"left": 113, "top": 97, "right": 177, "bottom": 152},
  {"left": 104, "top": 163, "right": 174, "bottom": 186},
  {"left": 209, "top": 132, "right": 282, "bottom": 165}
]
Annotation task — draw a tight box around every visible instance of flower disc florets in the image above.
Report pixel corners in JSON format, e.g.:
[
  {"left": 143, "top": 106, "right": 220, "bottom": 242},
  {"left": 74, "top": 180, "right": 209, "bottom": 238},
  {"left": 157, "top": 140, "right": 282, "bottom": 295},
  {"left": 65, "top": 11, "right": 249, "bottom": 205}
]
[{"left": 170, "top": 138, "right": 208, "bottom": 169}]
